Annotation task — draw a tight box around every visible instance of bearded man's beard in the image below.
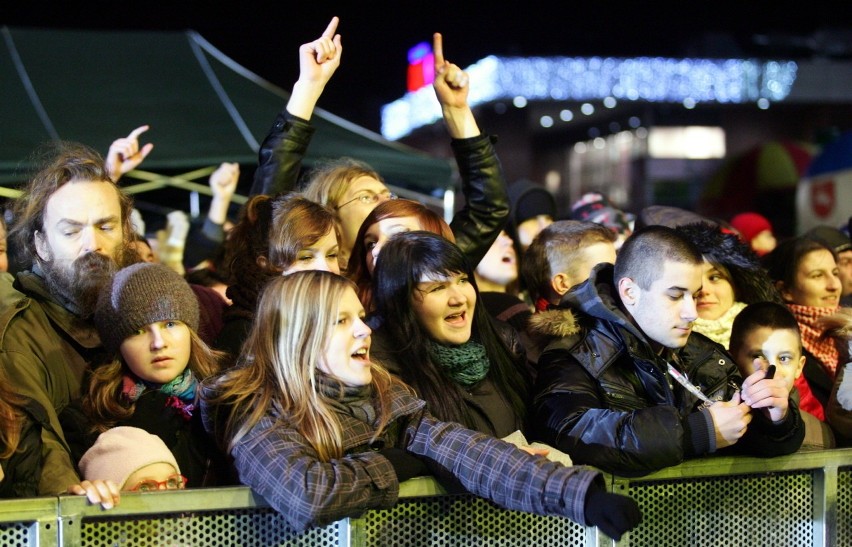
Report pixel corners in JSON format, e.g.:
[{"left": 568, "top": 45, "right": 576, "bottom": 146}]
[{"left": 41, "top": 247, "right": 132, "bottom": 318}]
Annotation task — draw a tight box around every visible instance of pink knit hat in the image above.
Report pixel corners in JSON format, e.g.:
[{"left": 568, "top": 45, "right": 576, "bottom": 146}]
[
  {"left": 730, "top": 212, "right": 773, "bottom": 244},
  {"left": 78, "top": 427, "right": 180, "bottom": 489}
]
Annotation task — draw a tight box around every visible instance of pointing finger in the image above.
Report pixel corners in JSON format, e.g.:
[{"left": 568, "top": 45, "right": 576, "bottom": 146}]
[
  {"left": 127, "top": 125, "right": 150, "bottom": 140},
  {"left": 322, "top": 16, "right": 339, "bottom": 39},
  {"left": 433, "top": 32, "right": 444, "bottom": 67}
]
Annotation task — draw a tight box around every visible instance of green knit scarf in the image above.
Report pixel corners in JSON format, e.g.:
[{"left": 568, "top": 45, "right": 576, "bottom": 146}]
[{"left": 428, "top": 339, "right": 490, "bottom": 387}]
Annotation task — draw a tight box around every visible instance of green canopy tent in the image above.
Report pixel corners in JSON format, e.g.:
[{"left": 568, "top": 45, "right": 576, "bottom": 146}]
[{"left": 0, "top": 26, "right": 454, "bottom": 213}]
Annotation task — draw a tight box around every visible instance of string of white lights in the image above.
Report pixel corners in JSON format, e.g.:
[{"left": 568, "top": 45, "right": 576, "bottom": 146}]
[{"left": 381, "top": 56, "right": 798, "bottom": 140}]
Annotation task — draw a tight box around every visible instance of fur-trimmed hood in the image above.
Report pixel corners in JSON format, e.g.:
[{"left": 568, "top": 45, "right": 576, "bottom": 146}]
[
  {"left": 528, "top": 307, "right": 580, "bottom": 338},
  {"left": 527, "top": 263, "right": 640, "bottom": 343}
]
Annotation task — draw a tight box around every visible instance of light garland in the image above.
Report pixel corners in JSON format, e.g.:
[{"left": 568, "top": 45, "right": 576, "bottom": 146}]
[{"left": 381, "top": 56, "right": 798, "bottom": 140}]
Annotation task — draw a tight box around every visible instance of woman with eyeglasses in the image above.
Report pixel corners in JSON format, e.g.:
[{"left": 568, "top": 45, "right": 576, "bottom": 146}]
[{"left": 252, "top": 20, "right": 509, "bottom": 271}]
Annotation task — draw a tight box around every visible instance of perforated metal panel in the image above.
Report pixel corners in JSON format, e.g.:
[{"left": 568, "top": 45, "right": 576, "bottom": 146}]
[
  {"left": 839, "top": 467, "right": 852, "bottom": 546},
  {"left": 628, "top": 470, "right": 814, "bottom": 547},
  {"left": 2, "top": 451, "right": 851, "bottom": 546},
  {"left": 0, "top": 522, "right": 35, "bottom": 547},
  {"left": 360, "top": 493, "right": 588, "bottom": 546},
  {"left": 80, "top": 507, "right": 340, "bottom": 546}
]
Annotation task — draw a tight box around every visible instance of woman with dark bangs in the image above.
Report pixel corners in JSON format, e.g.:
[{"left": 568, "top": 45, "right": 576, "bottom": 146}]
[{"left": 370, "top": 231, "right": 530, "bottom": 439}]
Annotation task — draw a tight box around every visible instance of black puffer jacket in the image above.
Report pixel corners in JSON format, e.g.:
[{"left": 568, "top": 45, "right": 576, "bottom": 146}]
[{"left": 531, "top": 264, "right": 804, "bottom": 477}]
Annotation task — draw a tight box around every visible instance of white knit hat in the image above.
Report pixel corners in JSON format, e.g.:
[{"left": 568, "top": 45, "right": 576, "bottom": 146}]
[{"left": 78, "top": 427, "right": 180, "bottom": 489}]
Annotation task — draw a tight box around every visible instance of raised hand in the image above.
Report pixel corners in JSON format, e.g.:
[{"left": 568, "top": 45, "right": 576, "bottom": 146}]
[
  {"left": 209, "top": 162, "right": 240, "bottom": 200},
  {"left": 288, "top": 17, "right": 343, "bottom": 120},
  {"left": 207, "top": 162, "right": 239, "bottom": 226},
  {"left": 106, "top": 125, "right": 154, "bottom": 181},
  {"left": 707, "top": 391, "right": 752, "bottom": 448},
  {"left": 432, "top": 33, "right": 479, "bottom": 138},
  {"left": 432, "top": 32, "right": 469, "bottom": 109},
  {"left": 298, "top": 16, "right": 342, "bottom": 86}
]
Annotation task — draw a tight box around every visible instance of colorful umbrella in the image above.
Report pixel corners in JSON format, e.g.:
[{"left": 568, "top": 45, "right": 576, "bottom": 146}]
[{"left": 699, "top": 140, "right": 815, "bottom": 237}]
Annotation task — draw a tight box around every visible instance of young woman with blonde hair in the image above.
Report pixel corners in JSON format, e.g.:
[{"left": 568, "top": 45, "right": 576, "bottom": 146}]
[{"left": 201, "top": 270, "right": 640, "bottom": 539}]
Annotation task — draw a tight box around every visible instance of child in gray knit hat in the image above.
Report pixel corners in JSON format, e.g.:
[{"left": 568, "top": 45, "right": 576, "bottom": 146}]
[{"left": 79, "top": 262, "right": 228, "bottom": 488}]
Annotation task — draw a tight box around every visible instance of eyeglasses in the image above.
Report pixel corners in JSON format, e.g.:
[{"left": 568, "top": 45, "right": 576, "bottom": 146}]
[
  {"left": 129, "top": 474, "right": 188, "bottom": 492},
  {"left": 336, "top": 190, "right": 397, "bottom": 209}
]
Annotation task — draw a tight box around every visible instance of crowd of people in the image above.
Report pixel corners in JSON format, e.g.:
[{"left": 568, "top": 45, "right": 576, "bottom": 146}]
[{"left": 1, "top": 16, "right": 850, "bottom": 541}]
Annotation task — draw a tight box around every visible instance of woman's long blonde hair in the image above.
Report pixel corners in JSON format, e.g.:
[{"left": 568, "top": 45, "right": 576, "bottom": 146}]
[
  {"left": 204, "top": 271, "right": 398, "bottom": 461},
  {"left": 83, "top": 329, "right": 221, "bottom": 432}
]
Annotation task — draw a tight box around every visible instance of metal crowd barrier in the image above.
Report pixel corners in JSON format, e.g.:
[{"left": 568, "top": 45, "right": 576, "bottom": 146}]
[{"left": 2, "top": 448, "right": 850, "bottom": 546}]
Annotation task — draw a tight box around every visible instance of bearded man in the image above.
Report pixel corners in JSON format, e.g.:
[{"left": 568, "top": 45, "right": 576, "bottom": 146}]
[{"left": 0, "top": 142, "right": 138, "bottom": 494}]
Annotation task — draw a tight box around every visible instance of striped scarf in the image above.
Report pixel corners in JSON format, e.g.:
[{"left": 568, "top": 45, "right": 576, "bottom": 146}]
[{"left": 788, "top": 303, "right": 840, "bottom": 378}]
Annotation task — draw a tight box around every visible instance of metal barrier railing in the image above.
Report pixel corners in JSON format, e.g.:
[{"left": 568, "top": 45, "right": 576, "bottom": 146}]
[{"left": 2, "top": 448, "right": 850, "bottom": 546}]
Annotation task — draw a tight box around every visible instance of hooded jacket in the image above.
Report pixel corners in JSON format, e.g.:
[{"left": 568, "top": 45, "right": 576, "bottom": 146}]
[
  {"left": 530, "top": 264, "right": 804, "bottom": 477},
  {"left": 0, "top": 271, "right": 113, "bottom": 493}
]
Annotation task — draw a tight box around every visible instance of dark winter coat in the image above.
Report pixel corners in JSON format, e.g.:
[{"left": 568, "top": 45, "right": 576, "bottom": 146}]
[
  {"left": 370, "top": 319, "right": 529, "bottom": 439},
  {"left": 0, "top": 398, "right": 51, "bottom": 498},
  {"left": 530, "top": 264, "right": 804, "bottom": 477}
]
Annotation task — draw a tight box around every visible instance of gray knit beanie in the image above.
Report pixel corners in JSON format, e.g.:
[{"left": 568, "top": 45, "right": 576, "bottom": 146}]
[{"left": 95, "top": 262, "right": 199, "bottom": 355}]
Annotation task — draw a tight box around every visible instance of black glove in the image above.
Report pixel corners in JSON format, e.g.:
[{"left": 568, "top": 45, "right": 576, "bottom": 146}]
[
  {"left": 583, "top": 481, "right": 642, "bottom": 541},
  {"left": 379, "top": 448, "right": 428, "bottom": 483}
]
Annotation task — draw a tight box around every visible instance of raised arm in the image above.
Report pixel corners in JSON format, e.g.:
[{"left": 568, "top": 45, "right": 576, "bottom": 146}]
[
  {"left": 287, "top": 16, "right": 342, "bottom": 120},
  {"left": 207, "top": 163, "right": 240, "bottom": 228},
  {"left": 433, "top": 33, "right": 509, "bottom": 267},
  {"left": 105, "top": 125, "right": 154, "bottom": 182},
  {"left": 251, "top": 17, "right": 341, "bottom": 196},
  {"left": 432, "top": 33, "right": 479, "bottom": 139}
]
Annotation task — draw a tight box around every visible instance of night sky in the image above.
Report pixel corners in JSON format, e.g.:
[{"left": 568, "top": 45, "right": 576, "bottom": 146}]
[{"left": 3, "top": 1, "right": 849, "bottom": 133}]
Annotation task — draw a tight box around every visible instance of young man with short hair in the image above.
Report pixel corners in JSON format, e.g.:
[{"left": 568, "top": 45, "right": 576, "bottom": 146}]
[{"left": 532, "top": 226, "right": 804, "bottom": 476}]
